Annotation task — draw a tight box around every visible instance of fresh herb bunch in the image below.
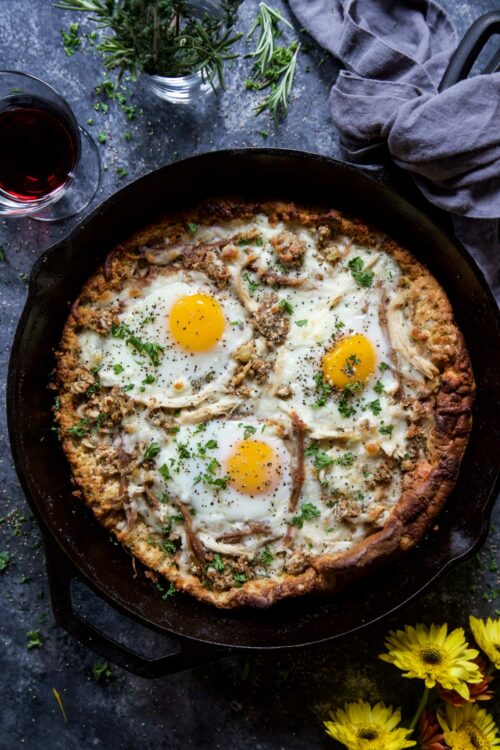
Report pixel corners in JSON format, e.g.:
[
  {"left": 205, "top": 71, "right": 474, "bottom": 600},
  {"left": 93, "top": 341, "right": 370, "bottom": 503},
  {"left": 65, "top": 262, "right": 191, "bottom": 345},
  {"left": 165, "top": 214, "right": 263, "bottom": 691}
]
[
  {"left": 54, "top": 0, "right": 242, "bottom": 88},
  {"left": 246, "top": 2, "right": 301, "bottom": 123}
]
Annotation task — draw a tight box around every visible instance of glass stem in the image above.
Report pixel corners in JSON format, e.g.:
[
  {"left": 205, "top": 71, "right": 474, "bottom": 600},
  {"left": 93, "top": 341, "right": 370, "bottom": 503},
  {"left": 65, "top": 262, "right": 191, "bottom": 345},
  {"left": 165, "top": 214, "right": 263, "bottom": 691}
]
[{"left": 409, "top": 686, "right": 431, "bottom": 731}]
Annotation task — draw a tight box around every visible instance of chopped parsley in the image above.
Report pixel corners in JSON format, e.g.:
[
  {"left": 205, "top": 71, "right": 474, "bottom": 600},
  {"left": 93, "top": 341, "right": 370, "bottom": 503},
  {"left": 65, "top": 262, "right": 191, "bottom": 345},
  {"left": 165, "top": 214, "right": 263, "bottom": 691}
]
[
  {"left": 127, "top": 335, "right": 164, "bottom": 366},
  {"left": 260, "top": 547, "right": 274, "bottom": 566},
  {"left": 66, "top": 418, "right": 89, "bottom": 439},
  {"left": 116, "top": 166, "right": 128, "bottom": 178},
  {"left": 379, "top": 422, "right": 394, "bottom": 436},
  {"left": 336, "top": 452, "right": 356, "bottom": 466},
  {"left": 61, "top": 22, "right": 81, "bottom": 55},
  {"left": 0, "top": 552, "right": 10, "bottom": 572},
  {"left": 122, "top": 384, "right": 134, "bottom": 392},
  {"left": 186, "top": 222, "right": 198, "bottom": 235},
  {"left": 368, "top": 399, "right": 382, "bottom": 416},
  {"left": 374, "top": 380, "right": 385, "bottom": 395},
  {"left": 142, "top": 374, "right": 155, "bottom": 385},
  {"left": 238, "top": 234, "right": 263, "bottom": 246},
  {"left": 242, "top": 424, "right": 257, "bottom": 440},
  {"left": 92, "top": 662, "right": 114, "bottom": 683},
  {"left": 194, "top": 423, "right": 206, "bottom": 434},
  {"left": 97, "top": 131, "right": 107, "bottom": 144},
  {"left": 335, "top": 320, "right": 345, "bottom": 330},
  {"left": 337, "top": 392, "right": 356, "bottom": 418},
  {"left": 243, "top": 272, "right": 261, "bottom": 296},
  {"left": 27, "top": 630, "right": 43, "bottom": 649},
  {"left": 195, "top": 471, "right": 229, "bottom": 491},
  {"left": 111, "top": 322, "right": 130, "bottom": 338},
  {"left": 233, "top": 571, "right": 248, "bottom": 587},
  {"left": 295, "top": 319, "right": 308, "bottom": 327},
  {"left": 210, "top": 554, "right": 225, "bottom": 572},
  {"left": 156, "top": 582, "right": 176, "bottom": 600},
  {"left": 312, "top": 373, "right": 332, "bottom": 408},
  {"left": 305, "top": 442, "right": 333, "bottom": 470},
  {"left": 197, "top": 439, "right": 218, "bottom": 458},
  {"left": 379, "top": 361, "right": 389, "bottom": 372},
  {"left": 278, "top": 298, "right": 293, "bottom": 314},
  {"left": 144, "top": 442, "right": 160, "bottom": 460},
  {"left": 113, "top": 363, "right": 124, "bottom": 374},
  {"left": 292, "top": 503, "right": 321, "bottom": 528},
  {"left": 160, "top": 539, "right": 181, "bottom": 555},
  {"left": 159, "top": 464, "right": 171, "bottom": 482},
  {"left": 176, "top": 441, "right": 191, "bottom": 459},
  {"left": 347, "top": 256, "right": 374, "bottom": 287}
]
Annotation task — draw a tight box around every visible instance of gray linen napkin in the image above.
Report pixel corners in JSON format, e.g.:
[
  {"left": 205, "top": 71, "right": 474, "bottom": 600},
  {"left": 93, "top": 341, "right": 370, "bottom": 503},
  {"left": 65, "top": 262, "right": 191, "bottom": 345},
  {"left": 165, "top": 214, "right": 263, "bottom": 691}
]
[{"left": 288, "top": 0, "right": 500, "bottom": 298}]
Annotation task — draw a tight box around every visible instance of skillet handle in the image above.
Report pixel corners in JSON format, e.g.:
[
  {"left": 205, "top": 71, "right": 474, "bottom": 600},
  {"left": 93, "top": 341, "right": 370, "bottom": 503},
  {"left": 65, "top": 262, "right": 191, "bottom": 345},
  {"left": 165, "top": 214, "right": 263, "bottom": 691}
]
[
  {"left": 439, "top": 10, "right": 500, "bottom": 91},
  {"left": 43, "top": 535, "right": 219, "bottom": 678}
]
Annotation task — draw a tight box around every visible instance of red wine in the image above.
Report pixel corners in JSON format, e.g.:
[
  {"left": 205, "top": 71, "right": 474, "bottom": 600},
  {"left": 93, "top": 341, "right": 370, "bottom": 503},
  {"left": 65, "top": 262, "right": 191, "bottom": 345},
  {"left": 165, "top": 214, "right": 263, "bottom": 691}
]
[{"left": 0, "top": 96, "right": 79, "bottom": 202}]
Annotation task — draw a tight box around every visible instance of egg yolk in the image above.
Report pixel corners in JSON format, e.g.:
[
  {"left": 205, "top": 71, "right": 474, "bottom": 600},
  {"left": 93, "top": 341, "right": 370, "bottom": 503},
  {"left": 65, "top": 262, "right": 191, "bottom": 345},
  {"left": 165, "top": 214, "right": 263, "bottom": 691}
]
[
  {"left": 169, "top": 293, "right": 225, "bottom": 352},
  {"left": 322, "top": 333, "right": 376, "bottom": 388},
  {"left": 226, "top": 439, "right": 281, "bottom": 496}
]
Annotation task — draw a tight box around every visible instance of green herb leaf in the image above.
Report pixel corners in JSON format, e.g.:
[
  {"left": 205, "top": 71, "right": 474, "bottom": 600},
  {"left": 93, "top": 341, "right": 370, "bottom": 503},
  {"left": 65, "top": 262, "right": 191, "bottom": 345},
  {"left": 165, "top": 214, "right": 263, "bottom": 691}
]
[
  {"left": 379, "top": 422, "right": 394, "bottom": 436},
  {"left": 92, "top": 662, "right": 113, "bottom": 683},
  {"left": 187, "top": 222, "right": 198, "bottom": 235},
  {"left": 159, "top": 464, "right": 170, "bottom": 482},
  {"left": 374, "top": 380, "right": 385, "bottom": 395},
  {"left": 243, "top": 272, "right": 261, "bottom": 296},
  {"left": 295, "top": 319, "right": 308, "bottom": 327},
  {"left": 292, "top": 503, "right": 321, "bottom": 529},
  {"left": 27, "top": 630, "right": 43, "bottom": 650},
  {"left": 260, "top": 547, "right": 274, "bottom": 566},
  {"left": 305, "top": 442, "right": 333, "bottom": 470},
  {"left": 211, "top": 554, "right": 225, "bottom": 572},
  {"left": 379, "top": 361, "right": 389, "bottom": 372},
  {"left": 0, "top": 552, "right": 10, "bottom": 572},
  {"left": 336, "top": 452, "right": 356, "bottom": 467},
  {"left": 368, "top": 399, "right": 382, "bottom": 416},
  {"left": 113, "top": 363, "right": 124, "bottom": 374},
  {"left": 278, "top": 298, "right": 293, "bottom": 314},
  {"left": 347, "top": 256, "right": 374, "bottom": 287},
  {"left": 144, "top": 441, "right": 160, "bottom": 460}
]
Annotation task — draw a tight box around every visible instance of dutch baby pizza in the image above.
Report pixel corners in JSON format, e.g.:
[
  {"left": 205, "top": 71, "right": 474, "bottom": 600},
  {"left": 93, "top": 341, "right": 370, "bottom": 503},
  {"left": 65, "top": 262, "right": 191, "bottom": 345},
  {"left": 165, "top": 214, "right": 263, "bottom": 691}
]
[{"left": 55, "top": 201, "right": 474, "bottom": 607}]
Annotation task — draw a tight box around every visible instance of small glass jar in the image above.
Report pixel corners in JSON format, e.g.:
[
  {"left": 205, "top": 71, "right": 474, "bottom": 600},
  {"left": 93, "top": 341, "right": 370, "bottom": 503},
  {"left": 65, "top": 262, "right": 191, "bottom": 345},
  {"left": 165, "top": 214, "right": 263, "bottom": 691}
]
[
  {"left": 143, "top": 0, "right": 226, "bottom": 105},
  {"left": 143, "top": 70, "right": 217, "bottom": 104}
]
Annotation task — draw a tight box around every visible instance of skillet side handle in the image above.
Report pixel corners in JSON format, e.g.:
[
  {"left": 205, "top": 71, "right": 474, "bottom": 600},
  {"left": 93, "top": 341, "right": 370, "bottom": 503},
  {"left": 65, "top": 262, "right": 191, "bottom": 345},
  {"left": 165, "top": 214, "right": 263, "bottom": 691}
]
[
  {"left": 43, "top": 535, "right": 219, "bottom": 678},
  {"left": 439, "top": 10, "right": 500, "bottom": 91}
]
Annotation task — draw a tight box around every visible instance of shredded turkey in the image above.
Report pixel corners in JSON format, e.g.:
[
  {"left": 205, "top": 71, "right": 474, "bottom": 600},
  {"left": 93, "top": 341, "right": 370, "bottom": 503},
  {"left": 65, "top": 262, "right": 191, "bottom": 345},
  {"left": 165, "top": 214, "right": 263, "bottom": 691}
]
[{"left": 387, "top": 291, "right": 438, "bottom": 379}]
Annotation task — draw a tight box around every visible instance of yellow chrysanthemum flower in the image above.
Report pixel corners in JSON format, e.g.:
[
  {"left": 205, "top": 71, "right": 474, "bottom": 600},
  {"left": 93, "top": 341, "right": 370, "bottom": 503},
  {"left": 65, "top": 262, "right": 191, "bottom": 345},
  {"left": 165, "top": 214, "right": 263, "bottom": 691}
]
[
  {"left": 470, "top": 616, "right": 500, "bottom": 670},
  {"left": 438, "top": 703, "right": 500, "bottom": 750},
  {"left": 379, "top": 623, "right": 482, "bottom": 699},
  {"left": 324, "top": 700, "right": 416, "bottom": 750}
]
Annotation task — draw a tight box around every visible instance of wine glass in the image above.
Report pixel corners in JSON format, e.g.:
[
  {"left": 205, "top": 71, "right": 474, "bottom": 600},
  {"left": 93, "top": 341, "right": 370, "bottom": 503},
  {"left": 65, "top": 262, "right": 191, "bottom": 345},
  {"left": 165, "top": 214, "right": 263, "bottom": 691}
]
[{"left": 0, "top": 70, "right": 101, "bottom": 222}]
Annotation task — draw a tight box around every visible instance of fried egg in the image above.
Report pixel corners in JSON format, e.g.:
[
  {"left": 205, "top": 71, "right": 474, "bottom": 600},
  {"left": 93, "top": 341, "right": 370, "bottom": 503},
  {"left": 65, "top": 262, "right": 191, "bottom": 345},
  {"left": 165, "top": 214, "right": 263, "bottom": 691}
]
[{"left": 78, "top": 271, "right": 251, "bottom": 408}]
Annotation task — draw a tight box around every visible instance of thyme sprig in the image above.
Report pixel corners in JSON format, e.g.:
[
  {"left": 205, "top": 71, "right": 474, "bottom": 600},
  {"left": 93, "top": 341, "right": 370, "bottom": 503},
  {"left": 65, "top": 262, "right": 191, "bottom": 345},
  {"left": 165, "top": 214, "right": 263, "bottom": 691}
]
[{"left": 54, "top": 0, "right": 241, "bottom": 88}]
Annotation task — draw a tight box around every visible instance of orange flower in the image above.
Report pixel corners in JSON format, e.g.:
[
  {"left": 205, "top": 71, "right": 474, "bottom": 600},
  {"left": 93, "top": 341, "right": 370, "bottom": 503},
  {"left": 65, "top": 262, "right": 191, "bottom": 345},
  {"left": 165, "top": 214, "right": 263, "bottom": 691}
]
[
  {"left": 419, "top": 708, "right": 449, "bottom": 750},
  {"left": 438, "top": 656, "right": 494, "bottom": 706}
]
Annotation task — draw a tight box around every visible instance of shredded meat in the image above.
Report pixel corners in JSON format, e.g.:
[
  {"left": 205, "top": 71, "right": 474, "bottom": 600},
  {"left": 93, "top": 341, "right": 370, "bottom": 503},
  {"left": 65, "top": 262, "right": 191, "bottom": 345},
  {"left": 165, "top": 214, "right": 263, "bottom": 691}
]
[
  {"left": 76, "top": 305, "right": 119, "bottom": 335},
  {"left": 252, "top": 294, "right": 290, "bottom": 346},
  {"left": 270, "top": 230, "right": 306, "bottom": 266},
  {"left": 172, "top": 498, "right": 207, "bottom": 568},
  {"left": 289, "top": 412, "right": 306, "bottom": 514},
  {"left": 182, "top": 245, "right": 231, "bottom": 288},
  {"left": 257, "top": 269, "right": 305, "bottom": 288},
  {"left": 216, "top": 522, "right": 271, "bottom": 544}
]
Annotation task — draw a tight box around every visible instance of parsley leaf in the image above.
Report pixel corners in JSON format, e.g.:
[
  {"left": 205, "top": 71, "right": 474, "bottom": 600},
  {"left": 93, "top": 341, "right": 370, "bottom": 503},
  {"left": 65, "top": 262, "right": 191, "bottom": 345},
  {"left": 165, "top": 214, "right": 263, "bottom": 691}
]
[
  {"left": 368, "top": 399, "right": 382, "bottom": 416},
  {"left": 295, "top": 319, "right": 308, "bottom": 327},
  {"left": 379, "top": 422, "right": 394, "bottom": 436},
  {"left": 312, "top": 373, "right": 332, "bottom": 408},
  {"left": 278, "top": 298, "right": 293, "bottom": 314},
  {"left": 233, "top": 571, "right": 247, "bottom": 587},
  {"left": 336, "top": 452, "right": 356, "bottom": 466},
  {"left": 374, "top": 380, "right": 385, "bottom": 395},
  {"left": 292, "top": 503, "right": 321, "bottom": 528},
  {"left": 347, "top": 256, "right": 374, "bottom": 287},
  {"left": 113, "top": 363, "right": 124, "bottom": 374},
  {"left": 0, "top": 551, "right": 10, "bottom": 572},
  {"left": 305, "top": 442, "right": 333, "bottom": 470},
  {"left": 27, "top": 630, "right": 43, "bottom": 649},
  {"left": 260, "top": 547, "right": 274, "bottom": 566},
  {"left": 210, "top": 554, "right": 225, "bottom": 572},
  {"left": 243, "top": 272, "right": 261, "bottom": 296},
  {"left": 379, "top": 361, "right": 389, "bottom": 372},
  {"left": 242, "top": 424, "right": 257, "bottom": 439},
  {"left": 92, "top": 662, "right": 114, "bottom": 683},
  {"left": 159, "top": 464, "right": 171, "bottom": 482},
  {"left": 144, "top": 442, "right": 160, "bottom": 460},
  {"left": 186, "top": 222, "right": 198, "bottom": 235}
]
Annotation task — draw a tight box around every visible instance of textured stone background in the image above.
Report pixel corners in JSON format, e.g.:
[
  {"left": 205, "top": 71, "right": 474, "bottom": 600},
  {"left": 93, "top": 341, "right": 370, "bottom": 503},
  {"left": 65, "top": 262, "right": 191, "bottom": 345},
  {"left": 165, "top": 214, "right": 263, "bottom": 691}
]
[{"left": 0, "top": 1, "right": 498, "bottom": 748}]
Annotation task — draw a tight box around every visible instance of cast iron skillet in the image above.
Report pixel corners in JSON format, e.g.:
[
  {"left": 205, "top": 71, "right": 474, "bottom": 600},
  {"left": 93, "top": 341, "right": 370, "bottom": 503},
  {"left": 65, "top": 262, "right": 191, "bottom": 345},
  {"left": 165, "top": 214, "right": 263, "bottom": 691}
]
[
  {"left": 7, "top": 20, "right": 500, "bottom": 677},
  {"left": 8, "top": 148, "right": 500, "bottom": 676}
]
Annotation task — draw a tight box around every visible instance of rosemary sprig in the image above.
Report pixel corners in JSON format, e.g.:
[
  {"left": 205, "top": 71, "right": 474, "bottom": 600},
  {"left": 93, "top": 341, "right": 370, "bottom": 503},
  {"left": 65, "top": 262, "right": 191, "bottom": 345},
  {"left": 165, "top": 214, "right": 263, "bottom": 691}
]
[
  {"left": 54, "top": 0, "right": 241, "bottom": 88},
  {"left": 246, "top": 2, "right": 292, "bottom": 75},
  {"left": 254, "top": 41, "right": 300, "bottom": 122},
  {"left": 246, "top": 2, "right": 300, "bottom": 123}
]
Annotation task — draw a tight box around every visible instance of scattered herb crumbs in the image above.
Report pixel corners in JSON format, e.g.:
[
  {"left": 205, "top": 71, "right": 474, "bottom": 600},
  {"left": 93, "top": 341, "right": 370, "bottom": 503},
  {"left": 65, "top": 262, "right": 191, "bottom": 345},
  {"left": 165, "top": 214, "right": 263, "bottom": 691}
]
[
  {"left": 305, "top": 442, "right": 333, "bottom": 470},
  {"left": 242, "top": 424, "right": 257, "bottom": 439},
  {"left": 312, "top": 373, "right": 332, "bottom": 408},
  {"left": 61, "top": 23, "right": 81, "bottom": 56},
  {"left": 122, "top": 384, "right": 134, "bottom": 392},
  {"left": 243, "top": 272, "right": 260, "bottom": 295},
  {"left": 211, "top": 554, "right": 225, "bottom": 572},
  {"left": 379, "top": 422, "right": 394, "bottom": 436},
  {"left": 116, "top": 166, "right": 128, "bottom": 178},
  {"left": 292, "top": 503, "right": 321, "bottom": 528},
  {"left": 379, "top": 362, "right": 389, "bottom": 372},
  {"left": 113, "top": 363, "right": 124, "bottom": 374},
  {"left": 156, "top": 581, "right": 176, "bottom": 600},
  {"left": 97, "top": 132, "right": 107, "bottom": 144},
  {"left": 159, "top": 464, "right": 171, "bottom": 482},
  {"left": 260, "top": 547, "right": 274, "bottom": 566},
  {"left": 66, "top": 418, "right": 89, "bottom": 439},
  {"left": 347, "top": 256, "right": 374, "bottom": 287},
  {"left": 186, "top": 222, "right": 198, "bottom": 235},
  {"left": 336, "top": 452, "right": 356, "bottom": 467},
  {"left": 194, "top": 423, "right": 206, "bottom": 434},
  {"left": 278, "top": 298, "right": 293, "bottom": 314},
  {"left": 144, "top": 442, "right": 160, "bottom": 460},
  {"left": 374, "top": 380, "right": 385, "bottom": 395},
  {"left": 295, "top": 319, "right": 308, "bottom": 327},
  {"left": 92, "top": 662, "right": 113, "bottom": 683},
  {"left": 335, "top": 320, "right": 345, "bottom": 330},
  {"left": 0, "top": 552, "right": 10, "bottom": 572},
  {"left": 233, "top": 571, "right": 247, "bottom": 586},
  {"left": 368, "top": 399, "right": 382, "bottom": 416},
  {"left": 142, "top": 374, "right": 155, "bottom": 385},
  {"left": 27, "top": 630, "right": 43, "bottom": 649}
]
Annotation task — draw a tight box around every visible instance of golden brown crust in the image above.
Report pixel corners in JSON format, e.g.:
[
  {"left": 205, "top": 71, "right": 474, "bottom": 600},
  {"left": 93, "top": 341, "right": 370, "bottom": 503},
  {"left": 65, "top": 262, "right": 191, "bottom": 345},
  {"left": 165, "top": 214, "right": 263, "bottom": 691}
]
[{"left": 54, "top": 199, "right": 475, "bottom": 608}]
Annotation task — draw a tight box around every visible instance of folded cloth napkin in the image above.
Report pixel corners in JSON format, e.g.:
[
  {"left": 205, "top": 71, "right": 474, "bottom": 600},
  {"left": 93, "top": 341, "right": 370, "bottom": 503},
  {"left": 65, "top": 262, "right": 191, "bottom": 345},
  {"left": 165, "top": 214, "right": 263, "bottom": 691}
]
[{"left": 288, "top": 0, "right": 500, "bottom": 298}]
